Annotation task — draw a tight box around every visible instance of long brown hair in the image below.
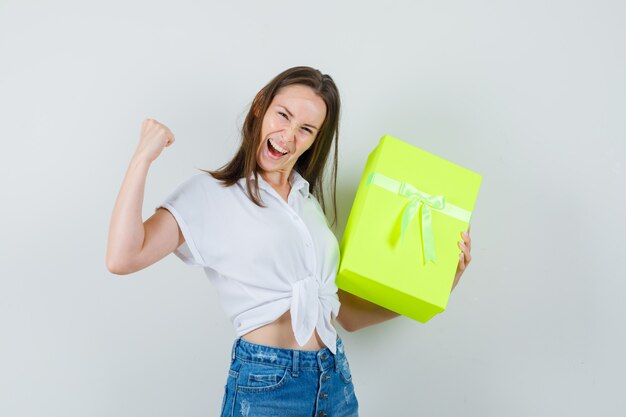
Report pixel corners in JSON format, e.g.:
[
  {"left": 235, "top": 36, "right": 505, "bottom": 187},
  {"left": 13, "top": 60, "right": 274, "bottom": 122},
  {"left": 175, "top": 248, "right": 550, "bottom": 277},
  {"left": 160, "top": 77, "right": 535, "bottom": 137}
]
[{"left": 201, "top": 66, "right": 341, "bottom": 226}]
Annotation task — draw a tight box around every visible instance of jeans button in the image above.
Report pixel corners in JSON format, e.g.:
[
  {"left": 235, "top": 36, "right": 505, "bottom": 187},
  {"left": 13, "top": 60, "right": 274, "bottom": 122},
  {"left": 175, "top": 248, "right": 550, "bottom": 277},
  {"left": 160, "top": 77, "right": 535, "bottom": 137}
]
[
  {"left": 318, "top": 412, "right": 327, "bottom": 417},
  {"left": 320, "top": 353, "right": 328, "bottom": 360},
  {"left": 320, "top": 393, "right": 329, "bottom": 399},
  {"left": 322, "top": 374, "right": 330, "bottom": 382}
]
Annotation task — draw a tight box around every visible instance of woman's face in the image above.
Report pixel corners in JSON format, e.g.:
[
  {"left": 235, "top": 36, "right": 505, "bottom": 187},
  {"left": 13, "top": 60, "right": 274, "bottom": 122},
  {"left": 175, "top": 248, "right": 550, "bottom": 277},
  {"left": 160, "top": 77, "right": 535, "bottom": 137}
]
[{"left": 256, "top": 84, "right": 327, "bottom": 179}]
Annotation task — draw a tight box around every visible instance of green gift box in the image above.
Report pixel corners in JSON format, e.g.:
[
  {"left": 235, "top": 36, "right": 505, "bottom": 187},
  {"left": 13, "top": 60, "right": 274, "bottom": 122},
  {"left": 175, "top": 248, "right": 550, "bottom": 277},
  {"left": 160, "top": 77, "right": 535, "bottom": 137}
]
[{"left": 337, "top": 134, "right": 482, "bottom": 322}]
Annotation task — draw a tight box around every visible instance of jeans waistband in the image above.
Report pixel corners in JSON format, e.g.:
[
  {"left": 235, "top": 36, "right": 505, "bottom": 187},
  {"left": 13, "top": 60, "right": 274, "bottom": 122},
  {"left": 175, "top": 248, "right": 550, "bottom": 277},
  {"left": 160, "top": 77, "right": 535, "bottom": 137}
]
[{"left": 230, "top": 336, "right": 345, "bottom": 373}]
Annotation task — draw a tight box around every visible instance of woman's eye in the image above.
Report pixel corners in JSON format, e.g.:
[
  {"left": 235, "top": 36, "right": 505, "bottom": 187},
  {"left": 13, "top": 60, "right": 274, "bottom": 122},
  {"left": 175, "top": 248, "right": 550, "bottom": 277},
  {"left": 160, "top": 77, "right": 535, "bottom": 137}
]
[
  {"left": 302, "top": 127, "right": 312, "bottom": 134},
  {"left": 279, "top": 112, "right": 288, "bottom": 119}
]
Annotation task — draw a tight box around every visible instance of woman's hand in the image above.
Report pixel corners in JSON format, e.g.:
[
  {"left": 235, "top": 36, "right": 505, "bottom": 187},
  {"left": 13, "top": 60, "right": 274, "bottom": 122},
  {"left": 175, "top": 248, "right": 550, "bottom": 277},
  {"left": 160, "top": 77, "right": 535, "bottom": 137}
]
[
  {"left": 133, "top": 119, "right": 175, "bottom": 163},
  {"left": 451, "top": 224, "right": 472, "bottom": 292}
]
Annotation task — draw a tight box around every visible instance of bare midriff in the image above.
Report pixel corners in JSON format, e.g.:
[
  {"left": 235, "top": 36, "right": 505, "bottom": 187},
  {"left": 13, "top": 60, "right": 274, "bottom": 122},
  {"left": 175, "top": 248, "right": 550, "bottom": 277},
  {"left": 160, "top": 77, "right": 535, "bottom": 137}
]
[{"left": 241, "top": 309, "right": 336, "bottom": 351}]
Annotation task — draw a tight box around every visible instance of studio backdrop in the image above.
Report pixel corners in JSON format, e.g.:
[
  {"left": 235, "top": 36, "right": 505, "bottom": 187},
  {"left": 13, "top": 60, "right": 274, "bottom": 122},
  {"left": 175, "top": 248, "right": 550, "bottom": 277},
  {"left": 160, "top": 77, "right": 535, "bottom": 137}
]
[{"left": 0, "top": 0, "right": 624, "bottom": 416}]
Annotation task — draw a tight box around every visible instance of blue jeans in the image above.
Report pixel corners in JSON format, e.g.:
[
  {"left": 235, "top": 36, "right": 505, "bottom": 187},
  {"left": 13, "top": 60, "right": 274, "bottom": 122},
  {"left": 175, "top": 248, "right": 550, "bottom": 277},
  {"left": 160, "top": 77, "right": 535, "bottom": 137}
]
[{"left": 220, "top": 336, "right": 359, "bottom": 417}]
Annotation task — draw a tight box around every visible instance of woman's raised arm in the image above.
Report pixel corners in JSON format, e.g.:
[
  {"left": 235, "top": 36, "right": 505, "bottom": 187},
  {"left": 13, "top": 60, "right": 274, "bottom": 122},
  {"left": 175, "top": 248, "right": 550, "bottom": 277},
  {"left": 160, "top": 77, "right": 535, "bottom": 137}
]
[{"left": 105, "top": 119, "right": 179, "bottom": 275}]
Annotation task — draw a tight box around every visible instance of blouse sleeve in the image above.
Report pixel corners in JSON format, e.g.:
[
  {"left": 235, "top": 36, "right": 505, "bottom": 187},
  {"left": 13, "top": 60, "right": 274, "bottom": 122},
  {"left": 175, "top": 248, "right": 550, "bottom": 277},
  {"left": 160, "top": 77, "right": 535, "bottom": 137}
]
[{"left": 154, "top": 173, "right": 211, "bottom": 267}]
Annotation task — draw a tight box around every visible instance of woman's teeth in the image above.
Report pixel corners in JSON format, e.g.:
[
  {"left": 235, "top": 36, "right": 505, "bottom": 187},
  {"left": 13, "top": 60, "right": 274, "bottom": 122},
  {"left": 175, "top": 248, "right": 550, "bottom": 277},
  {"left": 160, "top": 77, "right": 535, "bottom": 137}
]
[{"left": 268, "top": 138, "right": 288, "bottom": 155}]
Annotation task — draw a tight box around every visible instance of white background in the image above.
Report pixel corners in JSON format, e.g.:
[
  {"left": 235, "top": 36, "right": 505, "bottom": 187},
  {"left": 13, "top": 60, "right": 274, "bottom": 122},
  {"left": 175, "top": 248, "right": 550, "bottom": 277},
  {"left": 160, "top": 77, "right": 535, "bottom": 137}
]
[{"left": 1, "top": 0, "right": 624, "bottom": 416}]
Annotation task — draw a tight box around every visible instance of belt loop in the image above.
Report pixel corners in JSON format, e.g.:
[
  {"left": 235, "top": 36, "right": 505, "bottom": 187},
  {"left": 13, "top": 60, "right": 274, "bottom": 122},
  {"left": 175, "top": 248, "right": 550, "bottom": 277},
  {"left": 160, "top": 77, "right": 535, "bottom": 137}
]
[
  {"left": 334, "top": 342, "right": 341, "bottom": 372},
  {"left": 230, "top": 338, "right": 238, "bottom": 364},
  {"left": 292, "top": 350, "right": 299, "bottom": 378}
]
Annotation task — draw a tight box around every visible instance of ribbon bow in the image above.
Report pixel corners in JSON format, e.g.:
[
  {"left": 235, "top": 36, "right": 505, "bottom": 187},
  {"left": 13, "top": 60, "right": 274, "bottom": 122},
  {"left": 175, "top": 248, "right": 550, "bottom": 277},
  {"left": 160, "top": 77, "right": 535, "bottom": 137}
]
[
  {"left": 367, "top": 172, "right": 471, "bottom": 265},
  {"left": 398, "top": 181, "right": 445, "bottom": 263}
]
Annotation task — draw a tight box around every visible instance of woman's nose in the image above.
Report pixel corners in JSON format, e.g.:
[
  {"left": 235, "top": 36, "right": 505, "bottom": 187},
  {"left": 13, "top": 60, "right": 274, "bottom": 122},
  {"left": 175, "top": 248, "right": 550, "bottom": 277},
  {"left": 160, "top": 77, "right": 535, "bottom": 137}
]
[{"left": 282, "top": 123, "right": 297, "bottom": 142}]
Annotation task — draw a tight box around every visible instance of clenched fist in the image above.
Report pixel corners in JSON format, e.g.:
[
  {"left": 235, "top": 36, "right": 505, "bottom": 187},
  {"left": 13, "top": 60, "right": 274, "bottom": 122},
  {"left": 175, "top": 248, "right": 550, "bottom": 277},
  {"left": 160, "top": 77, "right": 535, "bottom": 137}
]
[{"left": 134, "top": 119, "right": 175, "bottom": 163}]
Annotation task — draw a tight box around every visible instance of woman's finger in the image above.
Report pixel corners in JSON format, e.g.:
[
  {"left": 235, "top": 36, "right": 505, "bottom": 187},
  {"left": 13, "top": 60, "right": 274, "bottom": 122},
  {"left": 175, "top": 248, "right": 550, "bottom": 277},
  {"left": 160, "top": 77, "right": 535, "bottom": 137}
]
[
  {"left": 462, "top": 231, "right": 471, "bottom": 251},
  {"left": 459, "top": 239, "right": 471, "bottom": 266}
]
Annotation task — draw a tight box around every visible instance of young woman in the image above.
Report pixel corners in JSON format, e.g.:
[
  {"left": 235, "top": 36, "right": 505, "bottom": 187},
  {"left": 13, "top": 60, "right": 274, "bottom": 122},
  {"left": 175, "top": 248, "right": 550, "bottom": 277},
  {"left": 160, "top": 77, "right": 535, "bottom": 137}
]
[{"left": 106, "top": 66, "right": 472, "bottom": 417}]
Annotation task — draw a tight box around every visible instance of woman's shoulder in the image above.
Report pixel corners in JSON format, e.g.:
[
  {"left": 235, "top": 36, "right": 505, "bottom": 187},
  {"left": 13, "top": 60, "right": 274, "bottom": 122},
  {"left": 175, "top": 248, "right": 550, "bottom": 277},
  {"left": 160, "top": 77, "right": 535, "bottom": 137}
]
[
  {"left": 168, "top": 171, "right": 239, "bottom": 201},
  {"left": 186, "top": 171, "right": 234, "bottom": 190}
]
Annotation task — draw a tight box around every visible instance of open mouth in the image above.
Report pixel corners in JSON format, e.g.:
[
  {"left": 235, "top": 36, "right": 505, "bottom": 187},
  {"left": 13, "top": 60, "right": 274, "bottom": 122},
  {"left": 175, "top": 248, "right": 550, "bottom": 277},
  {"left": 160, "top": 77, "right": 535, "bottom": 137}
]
[{"left": 267, "top": 137, "right": 289, "bottom": 158}]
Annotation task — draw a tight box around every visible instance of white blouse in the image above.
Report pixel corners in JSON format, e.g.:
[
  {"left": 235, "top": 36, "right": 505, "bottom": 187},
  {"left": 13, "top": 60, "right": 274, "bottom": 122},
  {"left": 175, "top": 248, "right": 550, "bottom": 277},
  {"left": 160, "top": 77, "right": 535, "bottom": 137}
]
[{"left": 155, "top": 170, "right": 342, "bottom": 354}]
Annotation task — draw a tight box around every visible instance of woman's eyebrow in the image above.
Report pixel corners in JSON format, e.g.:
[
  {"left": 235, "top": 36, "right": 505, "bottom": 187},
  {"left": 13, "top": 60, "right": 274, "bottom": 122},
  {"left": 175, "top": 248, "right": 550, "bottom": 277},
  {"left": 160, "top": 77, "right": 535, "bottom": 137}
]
[{"left": 278, "top": 105, "right": 319, "bottom": 130}]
